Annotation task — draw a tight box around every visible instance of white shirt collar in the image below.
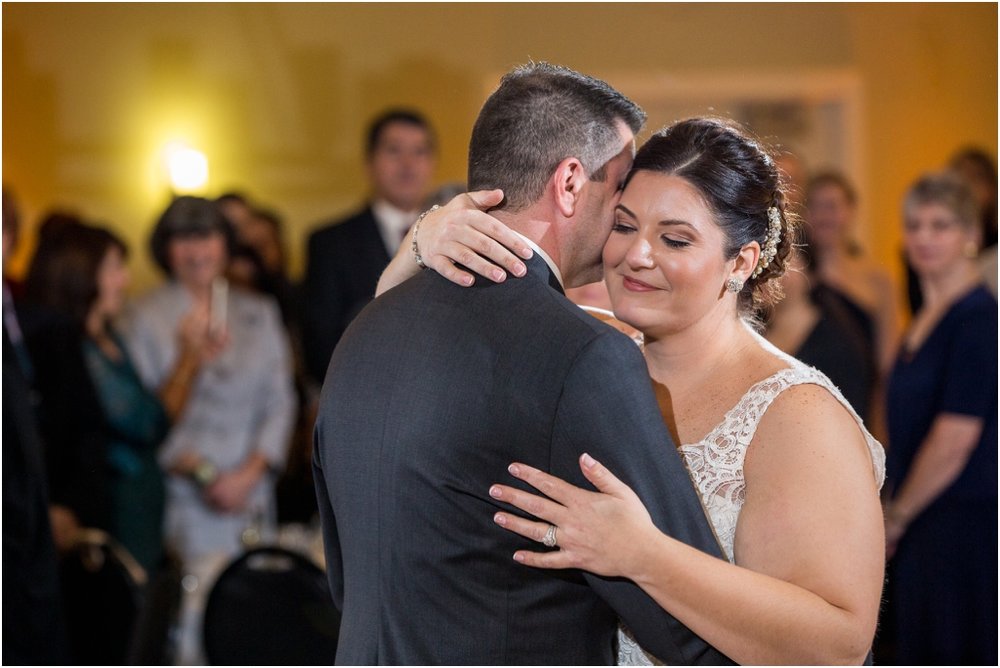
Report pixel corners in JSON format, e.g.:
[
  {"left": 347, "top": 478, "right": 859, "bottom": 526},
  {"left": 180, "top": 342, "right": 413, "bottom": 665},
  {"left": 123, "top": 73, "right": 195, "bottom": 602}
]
[
  {"left": 372, "top": 199, "right": 419, "bottom": 255},
  {"left": 511, "top": 230, "right": 563, "bottom": 288}
]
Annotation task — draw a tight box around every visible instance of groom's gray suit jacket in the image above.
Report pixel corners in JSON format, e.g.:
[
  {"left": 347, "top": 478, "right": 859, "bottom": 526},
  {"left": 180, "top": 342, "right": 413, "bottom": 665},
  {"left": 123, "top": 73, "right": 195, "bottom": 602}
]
[{"left": 313, "top": 254, "right": 733, "bottom": 665}]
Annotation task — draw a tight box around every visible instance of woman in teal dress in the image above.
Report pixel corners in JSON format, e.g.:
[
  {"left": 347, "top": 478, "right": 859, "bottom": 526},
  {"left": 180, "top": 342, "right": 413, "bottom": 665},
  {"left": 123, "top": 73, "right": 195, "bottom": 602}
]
[
  {"left": 81, "top": 329, "right": 169, "bottom": 571},
  {"left": 25, "top": 221, "right": 212, "bottom": 573}
]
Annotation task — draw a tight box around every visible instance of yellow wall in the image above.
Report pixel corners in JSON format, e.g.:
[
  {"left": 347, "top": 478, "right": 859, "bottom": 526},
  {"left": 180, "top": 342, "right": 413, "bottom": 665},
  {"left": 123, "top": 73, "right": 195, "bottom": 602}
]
[{"left": 3, "top": 3, "right": 996, "bottom": 294}]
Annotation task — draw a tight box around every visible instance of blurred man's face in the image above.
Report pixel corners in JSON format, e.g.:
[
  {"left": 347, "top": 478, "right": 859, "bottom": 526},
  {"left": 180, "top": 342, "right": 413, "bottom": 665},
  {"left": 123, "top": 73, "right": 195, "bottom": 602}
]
[{"left": 367, "top": 122, "right": 435, "bottom": 211}]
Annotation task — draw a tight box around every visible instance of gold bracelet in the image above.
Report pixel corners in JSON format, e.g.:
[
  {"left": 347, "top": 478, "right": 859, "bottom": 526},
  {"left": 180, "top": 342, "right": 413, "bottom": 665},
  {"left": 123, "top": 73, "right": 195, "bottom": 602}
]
[{"left": 411, "top": 204, "right": 440, "bottom": 270}]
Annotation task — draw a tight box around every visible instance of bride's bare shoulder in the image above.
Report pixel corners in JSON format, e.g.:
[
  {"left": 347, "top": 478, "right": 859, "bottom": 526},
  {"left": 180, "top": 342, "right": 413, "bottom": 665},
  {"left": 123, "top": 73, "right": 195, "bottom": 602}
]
[{"left": 746, "top": 380, "right": 874, "bottom": 486}]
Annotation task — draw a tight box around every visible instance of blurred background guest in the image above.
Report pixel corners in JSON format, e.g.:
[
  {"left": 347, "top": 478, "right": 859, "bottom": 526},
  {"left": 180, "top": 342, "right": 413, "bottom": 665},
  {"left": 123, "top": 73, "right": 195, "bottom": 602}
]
[
  {"left": 949, "top": 147, "right": 998, "bottom": 251},
  {"left": 804, "top": 171, "right": 902, "bottom": 376},
  {"left": 217, "top": 194, "right": 315, "bottom": 525},
  {"left": 218, "top": 194, "right": 299, "bottom": 327},
  {"left": 774, "top": 149, "right": 809, "bottom": 219},
  {"left": 21, "top": 216, "right": 212, "bottom": 663},
  {"left": 2, "top": 186, "right": 72, "bottom": 665},
  {"left": 21, "top": 212, "right": 114, "bottom": 550},
  {"left": 24, "top": 221, "right": 170, "bottom": 573},
  {"left": 301, "top": 108, "right": 437, "bottom": 387},
  {"left": 950, "top": 148, "right": 998, "bottom": 297},
  {"left": 3, "top": 188, "right": 26, "bottom": 298},
  {"left": 123, "top": 195, "right": 296, "bottom": 663},
  {"left": 765, "top": 243, "right": 875, "bottom": 422},
  {"left": 906, "top": 148, "right": 998, "bottom": 311},
  {"left": 883, "top": 172, "right": 997, "bottom": 665}
]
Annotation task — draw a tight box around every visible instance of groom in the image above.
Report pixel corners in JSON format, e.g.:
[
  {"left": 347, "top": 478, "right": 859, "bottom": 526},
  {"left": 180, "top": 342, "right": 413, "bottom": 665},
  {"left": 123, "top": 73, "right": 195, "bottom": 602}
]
[{"left": 313, "top": 63, "right": 730, "bottom": 665}]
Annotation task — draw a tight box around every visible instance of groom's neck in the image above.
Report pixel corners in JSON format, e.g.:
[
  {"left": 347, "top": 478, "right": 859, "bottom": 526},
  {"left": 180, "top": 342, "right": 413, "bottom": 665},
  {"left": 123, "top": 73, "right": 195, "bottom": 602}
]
[{"left": 493, "top": 206, "right": 566, "bottom": 280}]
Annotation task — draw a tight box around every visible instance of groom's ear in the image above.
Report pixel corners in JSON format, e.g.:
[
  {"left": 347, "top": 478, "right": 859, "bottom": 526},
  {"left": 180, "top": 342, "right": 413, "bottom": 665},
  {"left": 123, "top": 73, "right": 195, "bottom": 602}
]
[{"left": 551, "top": 157, "right": 588, "bottom": 218}]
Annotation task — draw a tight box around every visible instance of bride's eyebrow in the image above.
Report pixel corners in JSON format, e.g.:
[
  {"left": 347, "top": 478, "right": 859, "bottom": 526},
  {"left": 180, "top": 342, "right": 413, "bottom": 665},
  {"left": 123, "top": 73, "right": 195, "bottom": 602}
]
[
  {"left": 615, "top": 203, "right": 637, "bottom": 219},
  {"left": 658, "top": 220, "right": 696, "bottom": 231}
]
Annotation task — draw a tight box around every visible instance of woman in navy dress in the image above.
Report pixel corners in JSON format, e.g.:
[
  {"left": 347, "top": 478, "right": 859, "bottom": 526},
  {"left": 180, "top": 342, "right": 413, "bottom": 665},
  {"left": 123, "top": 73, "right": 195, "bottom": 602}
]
[{"left": 884, "top": 171, "right": 998, "bottom": 664}]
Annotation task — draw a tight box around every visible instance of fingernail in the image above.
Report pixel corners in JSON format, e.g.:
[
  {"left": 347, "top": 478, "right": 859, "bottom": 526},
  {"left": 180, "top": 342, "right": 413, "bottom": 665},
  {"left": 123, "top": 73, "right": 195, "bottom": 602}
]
[
  {"left": 520, "top": 247, "right": 534, "bottom": 259},
  {"left": 463, "top": 275, "right": 474, "bottom": 286},
  {"left": 581, "top": 453, "right": 596, "bottom": 469},
  {"left": 494, "top": 513, "right": 506, "bottom": 525},
  {"left": 513, "top": 552, "right": 525, "bottom": 562},
  {"left": 489, "top": 485, "right": 503, "bottom": 498},
  {"left": 513, "top": 262, "right": 526, "bottom": 277},
  {"left": 508, "top": 463, "right": 520, "bottom": 477},
  {"left": 492, "top": 269, "right": 506, "bottom": 282}
]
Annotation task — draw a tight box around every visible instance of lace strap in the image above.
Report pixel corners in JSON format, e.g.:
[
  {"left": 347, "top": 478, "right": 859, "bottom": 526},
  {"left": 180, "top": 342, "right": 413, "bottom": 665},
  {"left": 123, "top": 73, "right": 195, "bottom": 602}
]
[
  {"left": 697, "top": 366, "right": 806, "bottom": 448},
  {"left": 698, "top": 363, "right": 885, "bottom": 489}
]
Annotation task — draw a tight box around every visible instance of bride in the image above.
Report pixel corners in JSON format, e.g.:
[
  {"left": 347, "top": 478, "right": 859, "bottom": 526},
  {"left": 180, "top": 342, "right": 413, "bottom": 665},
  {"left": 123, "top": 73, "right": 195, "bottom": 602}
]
[{"left": 377, "top": 117, "right": 886, "bottom": 665}]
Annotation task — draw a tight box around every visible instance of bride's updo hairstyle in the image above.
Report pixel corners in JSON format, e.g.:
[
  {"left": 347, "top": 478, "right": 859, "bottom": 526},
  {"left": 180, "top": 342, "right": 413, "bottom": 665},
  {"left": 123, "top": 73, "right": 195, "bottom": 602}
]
[{"left": 627, "top": 117, "right": 797, "bottom": 316}]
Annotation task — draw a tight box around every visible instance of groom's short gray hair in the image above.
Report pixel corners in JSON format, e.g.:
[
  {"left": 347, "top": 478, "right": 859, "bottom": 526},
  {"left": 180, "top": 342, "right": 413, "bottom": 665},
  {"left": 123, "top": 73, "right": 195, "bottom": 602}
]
[{"left": 468, "top": 62, "right": 645, "bottom": 212}]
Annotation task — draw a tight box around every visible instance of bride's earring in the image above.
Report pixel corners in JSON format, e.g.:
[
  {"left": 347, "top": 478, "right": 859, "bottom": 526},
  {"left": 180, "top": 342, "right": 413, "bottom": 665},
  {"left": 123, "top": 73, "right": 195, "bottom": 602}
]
[{"left": 725, "top": 277, "right": 744, "bottom": 293}]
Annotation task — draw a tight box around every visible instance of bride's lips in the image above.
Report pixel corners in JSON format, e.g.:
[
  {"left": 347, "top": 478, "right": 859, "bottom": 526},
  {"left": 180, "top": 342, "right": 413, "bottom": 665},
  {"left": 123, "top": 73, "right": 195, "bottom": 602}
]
[{"left": 621, "top": 275, "right": 659, "bottom": 292}]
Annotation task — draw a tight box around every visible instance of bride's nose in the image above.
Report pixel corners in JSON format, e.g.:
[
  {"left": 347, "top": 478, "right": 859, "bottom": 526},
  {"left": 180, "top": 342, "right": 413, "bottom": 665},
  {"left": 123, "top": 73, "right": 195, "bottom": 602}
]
[{"left": 625, "top": 235, "right": 655, "bottom": 269}]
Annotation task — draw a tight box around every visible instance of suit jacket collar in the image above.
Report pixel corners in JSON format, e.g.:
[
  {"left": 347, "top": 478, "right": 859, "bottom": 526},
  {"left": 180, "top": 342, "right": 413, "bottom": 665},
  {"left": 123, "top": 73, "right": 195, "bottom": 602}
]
[
  {"left": 511, "top": 231, "right": 563, "bottom": 289},
  {"left": 523, "top": 253, "right": 565, "bottom": 295}
]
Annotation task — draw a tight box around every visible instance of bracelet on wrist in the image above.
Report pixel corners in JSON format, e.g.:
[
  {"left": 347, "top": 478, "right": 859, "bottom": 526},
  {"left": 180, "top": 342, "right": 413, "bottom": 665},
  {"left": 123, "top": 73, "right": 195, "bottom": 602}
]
[
  {"left": 412, "top": 204, "right": 440, "bottom": 270},
  {"left": 191, "top": 460, "right": 220, "bottom": 488}
]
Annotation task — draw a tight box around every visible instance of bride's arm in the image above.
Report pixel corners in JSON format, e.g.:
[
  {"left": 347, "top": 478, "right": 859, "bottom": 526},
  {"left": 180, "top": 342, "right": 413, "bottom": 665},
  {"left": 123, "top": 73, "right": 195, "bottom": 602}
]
[
  {"left": 490, "top": 385, "right": 884, "bottom": 665},
  {"left": 375, "top": 189, "right": 534, "bottom": 297}
]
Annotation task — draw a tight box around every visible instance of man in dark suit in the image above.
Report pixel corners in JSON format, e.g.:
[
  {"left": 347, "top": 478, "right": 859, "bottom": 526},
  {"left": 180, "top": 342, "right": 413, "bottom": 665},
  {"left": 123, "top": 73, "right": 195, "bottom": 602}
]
[
  {"left": 301, "top": 109, "right": 436, "bottom": 385},
  {"left": 313, "top": 63, "right": 730, "bottom": 665},
  {"left": 3, "top": 192, "right": 71, "bottom": 663}
]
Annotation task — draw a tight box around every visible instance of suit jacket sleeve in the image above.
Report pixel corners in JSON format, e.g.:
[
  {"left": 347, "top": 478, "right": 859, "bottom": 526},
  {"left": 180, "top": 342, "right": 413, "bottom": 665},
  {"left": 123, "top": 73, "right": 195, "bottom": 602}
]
[
  {"left": 549, "top": 329, "right": 733, "bottom": 665},
  {"left": 312, "top": 433, "right": 344, "bottom": 611}
]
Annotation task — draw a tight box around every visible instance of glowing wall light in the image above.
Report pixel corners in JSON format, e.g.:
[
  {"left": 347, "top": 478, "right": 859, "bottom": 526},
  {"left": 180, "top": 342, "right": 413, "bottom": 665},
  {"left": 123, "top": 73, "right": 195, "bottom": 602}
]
[{"left": 164, "top": 141, "right": 209, "bottom": 193}]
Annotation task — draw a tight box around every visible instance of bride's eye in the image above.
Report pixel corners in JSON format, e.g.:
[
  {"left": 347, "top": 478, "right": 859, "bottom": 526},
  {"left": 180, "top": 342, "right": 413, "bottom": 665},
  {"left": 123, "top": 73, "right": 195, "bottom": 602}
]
[
  {"left": 662, "top": 236, "right": 690, "bottom": 249},
  {"left": 611, "top": 220, "right": 635, "bottom": 234}
]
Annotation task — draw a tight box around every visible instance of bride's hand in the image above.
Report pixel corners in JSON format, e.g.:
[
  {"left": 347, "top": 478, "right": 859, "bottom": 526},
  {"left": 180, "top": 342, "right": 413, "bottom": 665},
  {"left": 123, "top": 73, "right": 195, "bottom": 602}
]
[
  {"left": 489, "top": 453, "right": 657, "bottom": 579},
  {"left": 376, "top": 189, "right": 535, "bottom": 297},
  {"left": 415, "top": 189, "right": 534, "bottom": 286}
]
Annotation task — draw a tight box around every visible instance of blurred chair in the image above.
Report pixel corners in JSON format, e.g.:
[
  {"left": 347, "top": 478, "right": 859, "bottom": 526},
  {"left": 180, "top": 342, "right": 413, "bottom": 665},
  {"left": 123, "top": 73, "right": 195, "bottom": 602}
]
[
  {"left": 202, "top": 546, "right": 340, "bottom": 665},
  {"left": 59, "top": 529, "right": 146, "bottom": 665},
  {"left": 127, "top": 550, "right": 183, "bottom": 665}
]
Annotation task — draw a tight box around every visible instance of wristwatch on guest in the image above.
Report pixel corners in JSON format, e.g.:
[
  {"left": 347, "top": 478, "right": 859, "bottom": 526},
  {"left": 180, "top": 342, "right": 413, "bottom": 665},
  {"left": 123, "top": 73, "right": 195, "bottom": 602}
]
[{"left": 191, "top": 460, "right": 220, "bottom": 488}]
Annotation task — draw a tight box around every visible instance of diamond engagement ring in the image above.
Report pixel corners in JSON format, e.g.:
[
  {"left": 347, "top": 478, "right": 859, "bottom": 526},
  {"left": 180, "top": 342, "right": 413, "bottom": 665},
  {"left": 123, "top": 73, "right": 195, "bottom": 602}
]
[{"left": 542, "top": 524, "right": 558, "bottom": 548}]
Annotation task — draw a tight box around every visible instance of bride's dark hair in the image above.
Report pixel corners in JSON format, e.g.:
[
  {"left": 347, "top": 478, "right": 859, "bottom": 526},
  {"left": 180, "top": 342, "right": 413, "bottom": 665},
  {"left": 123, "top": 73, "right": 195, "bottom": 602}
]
[{"left": 627, "top": 117, "right": 797, "bottom": 315}]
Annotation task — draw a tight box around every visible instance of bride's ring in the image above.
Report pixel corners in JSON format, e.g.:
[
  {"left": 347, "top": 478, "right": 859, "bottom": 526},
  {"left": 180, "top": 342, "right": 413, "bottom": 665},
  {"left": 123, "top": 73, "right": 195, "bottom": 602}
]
[{"left": 542, "top": 524, "right": 558, "bottom": 548}]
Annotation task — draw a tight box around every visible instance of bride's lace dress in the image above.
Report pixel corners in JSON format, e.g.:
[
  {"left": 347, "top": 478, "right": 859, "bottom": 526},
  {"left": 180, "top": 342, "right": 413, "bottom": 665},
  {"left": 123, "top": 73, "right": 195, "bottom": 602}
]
[{"left": 617, "top": 353, "right": 886, "bottom": 665}]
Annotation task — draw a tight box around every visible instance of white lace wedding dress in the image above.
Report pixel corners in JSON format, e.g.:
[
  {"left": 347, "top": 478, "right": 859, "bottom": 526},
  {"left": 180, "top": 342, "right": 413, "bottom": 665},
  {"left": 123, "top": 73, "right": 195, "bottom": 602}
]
[{"left": 616, "top": 350, "right": 886, "bottom": 665}]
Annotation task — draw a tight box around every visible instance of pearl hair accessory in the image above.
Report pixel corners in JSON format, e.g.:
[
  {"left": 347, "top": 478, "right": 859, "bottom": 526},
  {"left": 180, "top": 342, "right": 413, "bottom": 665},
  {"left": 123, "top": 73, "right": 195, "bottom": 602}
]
[{"left": 751, "top": 206, "right": 782, "bottom": 279}]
